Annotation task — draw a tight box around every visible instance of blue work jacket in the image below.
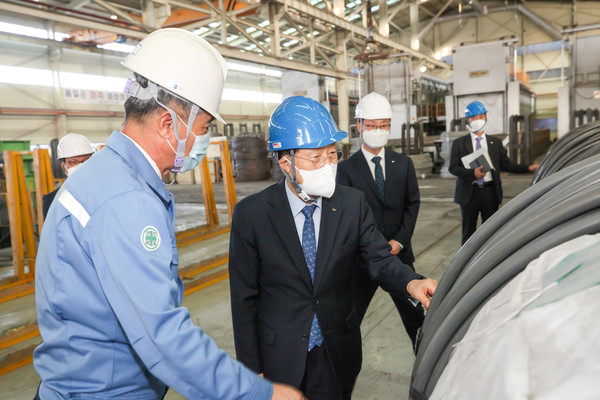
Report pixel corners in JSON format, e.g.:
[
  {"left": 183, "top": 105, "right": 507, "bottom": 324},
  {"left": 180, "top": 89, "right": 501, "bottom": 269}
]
[{"left": 34, "top": 131, "right": 272, "bottom": 400}]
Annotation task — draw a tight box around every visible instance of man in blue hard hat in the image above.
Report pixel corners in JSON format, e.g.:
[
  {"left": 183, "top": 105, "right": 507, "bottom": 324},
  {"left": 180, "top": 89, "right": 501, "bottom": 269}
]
[
  {"left": 229, "top": 96, "right": 438, "bottom": 400},
  {"left": 449, "top": 101, "right": 538, "bottom": 245}
]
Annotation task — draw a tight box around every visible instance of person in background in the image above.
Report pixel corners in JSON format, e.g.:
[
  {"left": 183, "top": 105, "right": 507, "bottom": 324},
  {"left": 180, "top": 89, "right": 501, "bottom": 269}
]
[
  {"left": 42, "top": 132, "right": 95, "bottom": 219},
  {"left": 449, "top": 101, "right": 538, "bottom": 245},
  {"left": 229, "top": 96, "right": 437, "bottom": 400},
  {"left": 34, "top": 28, "right": 303, "bottom": 400},
  {"left": 337, "top": 92, "right": 424, "bottom": 349}
]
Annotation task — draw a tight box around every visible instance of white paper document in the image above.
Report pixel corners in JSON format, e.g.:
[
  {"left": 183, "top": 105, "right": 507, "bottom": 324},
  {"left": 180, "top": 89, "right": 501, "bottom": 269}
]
[{"left": 461, "top": 147, "right": 494, "bottom": 171}]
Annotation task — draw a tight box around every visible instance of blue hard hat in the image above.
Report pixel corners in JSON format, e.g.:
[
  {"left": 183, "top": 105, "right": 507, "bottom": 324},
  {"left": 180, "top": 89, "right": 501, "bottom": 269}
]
[
  {"left": 465, "top": 101, "right": 487, "bottom": 118},
  {"left": 267, "top": 96, "right": 348, "bottom": 151}
]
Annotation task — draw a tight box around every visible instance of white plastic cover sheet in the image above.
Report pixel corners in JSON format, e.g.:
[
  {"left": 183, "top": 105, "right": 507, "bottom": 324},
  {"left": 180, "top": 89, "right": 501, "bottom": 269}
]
[{"left": 431, "top": 234, "right": 600, "bottom": 400}]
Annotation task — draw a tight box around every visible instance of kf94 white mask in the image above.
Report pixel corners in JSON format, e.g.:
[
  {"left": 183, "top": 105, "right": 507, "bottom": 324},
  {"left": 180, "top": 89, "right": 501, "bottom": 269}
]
[
  {"left": 468, "top": 119, "right": 486, "bottom": 133},
  {"left": 362, "top": 129, "right": 390, "bottom": 149},
  {"left": 294, "top": 162, "right": 337, "bottom": 199}
]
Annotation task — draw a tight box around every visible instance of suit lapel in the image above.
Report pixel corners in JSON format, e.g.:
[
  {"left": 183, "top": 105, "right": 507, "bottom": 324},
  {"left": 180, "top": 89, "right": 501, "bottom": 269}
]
[
  {"left": 464, "top": 134, "right": 474, "bottom": 154},
  {"left": 313, "top": 192, "right": 342, "bottom": 294},
  {"left": 352, "top": 150, "right": 384, "bottom": 203},
  {"left": 486, "top": 136, "right": 498, "bottom": 169},
  {"left": 267, "top": 182, "right": 313, "bottom": 291},
  {"left": 384, "top": 149, "right": 397, "bottom": 201}
]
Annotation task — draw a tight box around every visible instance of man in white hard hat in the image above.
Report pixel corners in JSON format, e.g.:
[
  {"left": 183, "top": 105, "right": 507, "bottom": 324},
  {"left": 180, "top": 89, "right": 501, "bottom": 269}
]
[
  {"left": 337, "top": 92, "right": 424, "bottom": 349},
  {"left": 34, "top": 28, "right": 303, "bottom": 400},
  {"left": 41, "top": 132, "right": 95, "bottom": 218}
]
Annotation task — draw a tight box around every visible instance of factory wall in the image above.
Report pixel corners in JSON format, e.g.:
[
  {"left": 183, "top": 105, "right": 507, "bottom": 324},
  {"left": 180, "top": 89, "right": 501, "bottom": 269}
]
[{"left": 0, "top": 20, "right": 282, "bottom": 146}]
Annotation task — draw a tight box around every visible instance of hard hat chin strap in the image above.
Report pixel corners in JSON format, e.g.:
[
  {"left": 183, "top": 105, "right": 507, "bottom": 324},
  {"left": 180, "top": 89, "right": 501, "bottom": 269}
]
[
  {"left": 281, "top": 149, "right": 314, "bottom": 203},
  {"left": 124, "top": 78, "right": 199, "bottom": 172}
]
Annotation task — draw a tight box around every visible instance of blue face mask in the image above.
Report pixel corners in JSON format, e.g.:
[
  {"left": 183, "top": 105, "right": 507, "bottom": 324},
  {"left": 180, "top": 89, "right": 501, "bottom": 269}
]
[{"left": 180, "top": 132, "right": 211, "bottom": 173}]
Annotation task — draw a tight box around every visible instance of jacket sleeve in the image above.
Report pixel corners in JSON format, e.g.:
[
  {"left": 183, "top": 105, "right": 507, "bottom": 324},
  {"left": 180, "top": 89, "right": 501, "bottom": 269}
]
[
  {"left": 357, "top": 191, "right": 423, "bottom": 295},
  {"left": 228, "top": 202, "right": 263, "bottom": 374},
  {"left": 449, "top": 138, "right": 476, "bottom": 181},
  {"left": 497, "top": 143, "right": 531, "bottom": 174},
  {"left": 393, "top": 157, "right": 420, "bottom": 247},
  {"left": 84, "top": 191, "right": 272, "bottom": 400}
]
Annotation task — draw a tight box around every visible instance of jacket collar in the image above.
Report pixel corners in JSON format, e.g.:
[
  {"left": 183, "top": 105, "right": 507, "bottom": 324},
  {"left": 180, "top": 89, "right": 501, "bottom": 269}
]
[
  {"left": 266, "top": 180, "right": 343, "bottom": 294},
  {"left": 350, "top": 150, "right": 386, "bottom": 203},
  {"left": 105, "top": 131, "right": 172, "bottom": 204},
  {"left": 267, "top": 180, "right": 314, "bottom": 291}
]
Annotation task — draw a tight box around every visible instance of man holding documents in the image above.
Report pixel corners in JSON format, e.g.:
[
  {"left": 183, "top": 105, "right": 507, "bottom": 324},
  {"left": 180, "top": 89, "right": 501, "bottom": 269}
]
[{"left": 449, "top": 101, "right": 538, "bottom": 245}]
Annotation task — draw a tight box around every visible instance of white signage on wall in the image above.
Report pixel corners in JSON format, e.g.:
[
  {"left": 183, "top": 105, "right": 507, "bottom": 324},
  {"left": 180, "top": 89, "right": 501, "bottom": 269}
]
[{"left": 64, "top": 88, "right": 126, "bottom": 105}]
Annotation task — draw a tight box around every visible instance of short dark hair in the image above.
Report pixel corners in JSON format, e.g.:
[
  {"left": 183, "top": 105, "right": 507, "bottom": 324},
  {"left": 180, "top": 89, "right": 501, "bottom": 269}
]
[
  {"left": 274, "top": 150, "right": 291, "bottom": 160},
  {"left": 124, "top": 73, "right": 194, "bottom": 123}
]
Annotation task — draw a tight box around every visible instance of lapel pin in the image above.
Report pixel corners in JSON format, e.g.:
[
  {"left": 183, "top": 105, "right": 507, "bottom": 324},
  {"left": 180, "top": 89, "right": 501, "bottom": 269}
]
[
  {"left": 391, "top": 160, "right": 395, "bottom": 163},
  {"left": 332, "top": 208, "right": 337, "bottom": 212},
  {"left": 490, "top": 141, "right": 494, "bottom": 144}
]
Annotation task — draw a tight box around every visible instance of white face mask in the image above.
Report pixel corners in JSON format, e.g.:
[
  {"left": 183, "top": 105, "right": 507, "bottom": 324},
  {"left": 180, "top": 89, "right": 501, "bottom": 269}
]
[
  {"left": 284, "top": 157, "right": 337, "bottom": 199},
  {"left": 362, "top": 128, "right": 390, "bottom": 149},
  {"left": 167, "top": 115, "right": 210, "bottom": 173},
  {"left": 468, "top": 119, "right": 486, "bottom": 133},
  {"left": 179, "top": 133, "right": 211, "bottom": 173},
  {"left": 66, "top": 164, "right": 81, "bottom": 177},
  {"left": 297, "top": 163, "right": 337, "bottom": 198}
]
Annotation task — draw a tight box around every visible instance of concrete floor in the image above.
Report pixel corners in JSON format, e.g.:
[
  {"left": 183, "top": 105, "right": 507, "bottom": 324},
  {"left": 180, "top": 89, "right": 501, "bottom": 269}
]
[{"left": 0, "top": 174, "right": 534, "bottom": 399}]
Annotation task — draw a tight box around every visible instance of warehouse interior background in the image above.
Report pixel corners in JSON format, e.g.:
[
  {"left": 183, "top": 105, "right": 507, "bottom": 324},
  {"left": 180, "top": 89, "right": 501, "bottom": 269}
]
[{"left": 0, "top": 0, "right": 599, "bottom": 398}]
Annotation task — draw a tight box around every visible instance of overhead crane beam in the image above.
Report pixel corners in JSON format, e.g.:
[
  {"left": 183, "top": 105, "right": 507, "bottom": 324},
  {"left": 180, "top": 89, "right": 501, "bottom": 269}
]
[
  {"left": 268, "top": 0, "right": 450, "bottom": 69},
  {"left": 0, "top": 2, "right": 147, "bottom": 39}
]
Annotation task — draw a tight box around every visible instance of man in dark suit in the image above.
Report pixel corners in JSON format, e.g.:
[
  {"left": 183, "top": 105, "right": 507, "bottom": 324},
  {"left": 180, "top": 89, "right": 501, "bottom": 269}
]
[
  {"left": 229, "top": 96, "right": 437, "bottom": 400},
  {"left": 449, "top": 101, "right": 538, "bottom": 245},
  {"left": 337, "top": 92, "right": 424, "bottom": 348},
  {"left": 42, "top": 132, "right": 95, "bottom": 218}
]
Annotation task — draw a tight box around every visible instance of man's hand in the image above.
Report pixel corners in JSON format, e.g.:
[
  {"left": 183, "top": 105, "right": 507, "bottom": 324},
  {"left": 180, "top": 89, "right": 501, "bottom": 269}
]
[
  {"left": 474, "top": 165, "right": 486, "bottom": 179},
  {"left": 389, "top": 239, "right": 403, "bottom": 255},
  {"left": 529, "top": 164, "right": 539, "bottom": 172},
  {"left": 406, "top": 278, "right": 438, "bottom": 310},
  {"left": 271, "top": 383, "right": 307, "bottom": 400}
]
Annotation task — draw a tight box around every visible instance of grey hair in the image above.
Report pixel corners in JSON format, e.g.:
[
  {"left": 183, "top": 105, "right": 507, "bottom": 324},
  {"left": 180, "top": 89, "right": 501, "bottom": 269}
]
[{"left": 124, "top": 73, "right": 194, "bottom": 123}]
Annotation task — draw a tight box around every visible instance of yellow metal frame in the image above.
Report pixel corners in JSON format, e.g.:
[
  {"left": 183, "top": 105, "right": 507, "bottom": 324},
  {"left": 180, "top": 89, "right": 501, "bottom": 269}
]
[
  {"left": 32, "top": 149, "right": 55, "bottom": 231},
  {"left": 3, "top": 151, "right": 37, "bottom": 283},
  {"left": 218, "top": 139, "right": 237, "bottom": 224},
  {"left": 0, "top": 149, "right": 54, "bottom": 300},
  {"left": 174, "top": 138, "right": 238, "bottom": 245},
  {"left": 0, "top": 143, "right": 239, "bottom": 375}
]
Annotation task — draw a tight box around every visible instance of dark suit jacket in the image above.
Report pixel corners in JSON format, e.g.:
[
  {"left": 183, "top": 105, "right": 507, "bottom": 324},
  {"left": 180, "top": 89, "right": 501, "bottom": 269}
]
[
  {"left": 449, "top": 134, "right": 530, "bottom": 206},
  {"left": 337, "top": 148, "right": 420, "bottom": 265},
  {"left": 42, "top": 188, "right": 59, "bottom": 219},
  {"left": 229, "top": 180, "right": 422, "bottom": 391}
]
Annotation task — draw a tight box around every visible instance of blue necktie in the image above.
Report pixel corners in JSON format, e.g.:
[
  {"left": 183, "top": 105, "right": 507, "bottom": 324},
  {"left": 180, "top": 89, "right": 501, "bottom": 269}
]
[
  {"left": 475, "top": 137, "right": 484, "bottom": 186},
  {"left": 372, "top": 156, "right": 385, "bottom": 199},
  {"left": 300, "top": 205, "right": 323, "bottom": 351}
]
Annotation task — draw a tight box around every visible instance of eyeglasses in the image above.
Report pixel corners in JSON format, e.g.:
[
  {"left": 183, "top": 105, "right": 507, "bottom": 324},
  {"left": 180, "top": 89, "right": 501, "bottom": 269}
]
[
  {"left": 293, "top": 151, "right": 343, "bottom": 168},
  {"left": 362, "top": 122, "right": 391, "bottom": 131}
]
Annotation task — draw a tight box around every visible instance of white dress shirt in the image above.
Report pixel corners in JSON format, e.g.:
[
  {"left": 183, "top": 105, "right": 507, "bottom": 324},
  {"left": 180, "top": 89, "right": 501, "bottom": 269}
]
[
  {"left": 285, "top": 180, "right": 322, "bottom": 245},
  {"left": 361, "top": 145, "right": 386, "bottom": 180},
  {"left": 122, "top": 132, "right": 162, "bottom": 178},
  {"left": 469, "top": 132, "right": 493, "bottom": 183}
]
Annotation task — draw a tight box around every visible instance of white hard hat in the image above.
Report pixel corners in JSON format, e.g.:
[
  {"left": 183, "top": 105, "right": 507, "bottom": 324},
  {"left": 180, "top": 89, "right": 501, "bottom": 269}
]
[
  {"left": 122, "top": 28, "right": 228, "bottom": 123},
  {"left": 56, "top": 133, "right": 95, "bottom": 159},
  {"left": 355, "top": 92, "right": 393, "bottom": 120}
]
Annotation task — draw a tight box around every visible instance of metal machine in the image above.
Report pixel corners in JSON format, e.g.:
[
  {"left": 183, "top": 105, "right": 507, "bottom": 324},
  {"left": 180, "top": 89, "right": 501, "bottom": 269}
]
[
  {"left": 557, "top": 34, "right": 600, "bottom": 136},
  {"left": 445, "top": 38, "right": 535, "bottom": 136}
]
